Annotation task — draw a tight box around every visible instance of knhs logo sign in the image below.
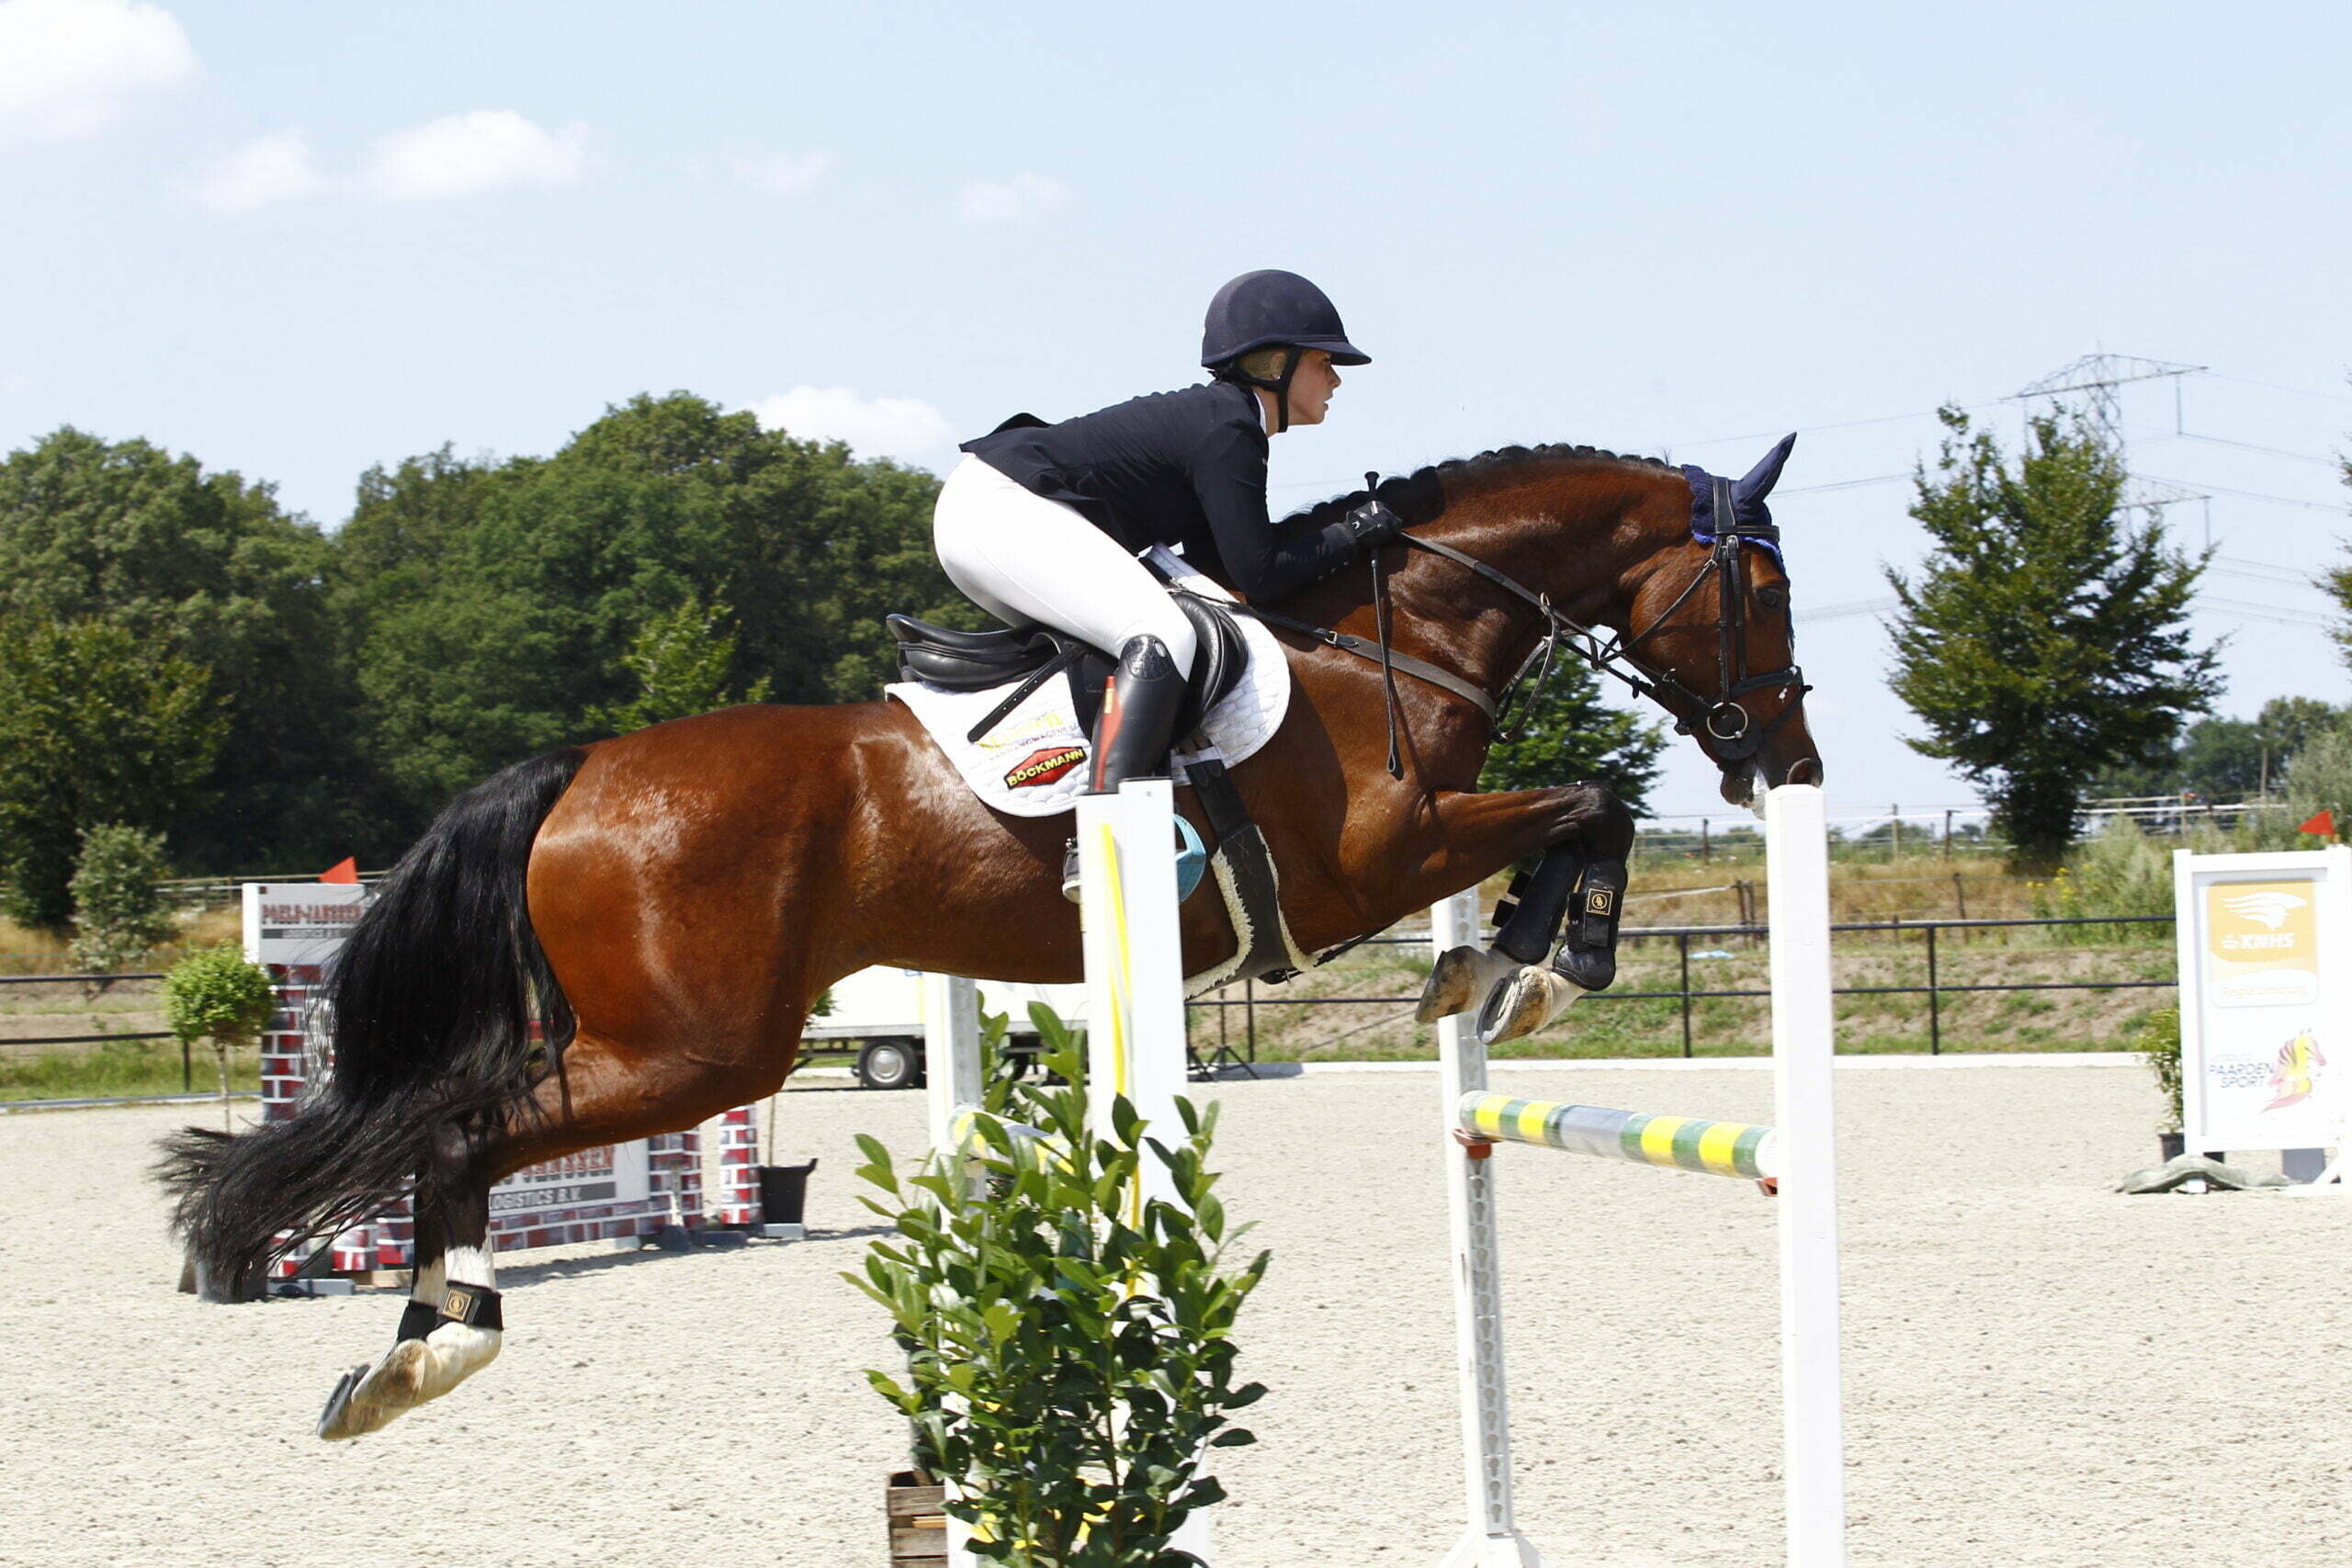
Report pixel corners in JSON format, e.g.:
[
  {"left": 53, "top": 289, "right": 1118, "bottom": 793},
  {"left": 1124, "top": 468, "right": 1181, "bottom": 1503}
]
[{"left": 1005, "top": 746, "right": 1087, "bottom": 789}]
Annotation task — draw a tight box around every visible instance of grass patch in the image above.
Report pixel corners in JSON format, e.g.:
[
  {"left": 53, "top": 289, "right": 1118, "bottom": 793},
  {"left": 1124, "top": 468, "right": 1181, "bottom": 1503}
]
[{"left": 0, "top": 1037, "right": 260, "bottom": 1102}]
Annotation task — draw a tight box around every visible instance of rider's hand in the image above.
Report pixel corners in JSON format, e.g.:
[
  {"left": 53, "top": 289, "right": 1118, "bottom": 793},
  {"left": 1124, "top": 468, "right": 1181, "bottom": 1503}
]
[{"left": 1343, "top": 496, "right": 1405, "bottom": 549}]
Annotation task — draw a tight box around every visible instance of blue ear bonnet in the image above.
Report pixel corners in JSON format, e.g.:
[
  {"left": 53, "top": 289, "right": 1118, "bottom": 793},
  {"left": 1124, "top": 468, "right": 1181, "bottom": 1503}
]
[{"left": 1680, "top": 432, "right": 1796, "bottom": 566}]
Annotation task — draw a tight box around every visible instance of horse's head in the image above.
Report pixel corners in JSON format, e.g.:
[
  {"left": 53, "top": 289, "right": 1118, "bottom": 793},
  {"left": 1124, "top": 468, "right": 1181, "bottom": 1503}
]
[{"left": 1610, "top": 435, "right": 1821, "bottom": 807}]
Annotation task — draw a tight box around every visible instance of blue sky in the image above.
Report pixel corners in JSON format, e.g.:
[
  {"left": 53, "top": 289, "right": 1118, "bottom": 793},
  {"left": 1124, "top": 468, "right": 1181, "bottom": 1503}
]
[{"left": 5, "top": 0, "right": 2347, "bottom": 824}]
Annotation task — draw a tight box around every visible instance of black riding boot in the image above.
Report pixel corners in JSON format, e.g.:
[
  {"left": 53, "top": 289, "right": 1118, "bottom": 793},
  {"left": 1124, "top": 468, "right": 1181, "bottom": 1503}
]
[{"left": 1060, "top": 635, "right": 1187, "bottom": 901}]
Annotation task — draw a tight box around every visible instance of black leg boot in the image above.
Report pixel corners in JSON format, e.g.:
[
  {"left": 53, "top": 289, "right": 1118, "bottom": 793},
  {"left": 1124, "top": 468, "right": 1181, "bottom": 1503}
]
[
  {"left": 1551, "top": 859, "right": 1628, "bottom": 990},
  {"left": 1059, "top": 635, "right": 1188, "bottom": 902}
]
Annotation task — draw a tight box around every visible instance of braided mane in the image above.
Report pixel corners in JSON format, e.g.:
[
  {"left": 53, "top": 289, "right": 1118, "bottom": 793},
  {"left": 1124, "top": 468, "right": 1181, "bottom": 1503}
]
[{"left": 1294, "top": 442, "right": 1674, "bottom": 528}]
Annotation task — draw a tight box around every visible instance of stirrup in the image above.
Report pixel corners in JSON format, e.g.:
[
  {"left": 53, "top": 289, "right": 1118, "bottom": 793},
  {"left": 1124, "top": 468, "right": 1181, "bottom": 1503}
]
[{"left": 1059, "top": 818, "right": 1209, "bottom": 904}]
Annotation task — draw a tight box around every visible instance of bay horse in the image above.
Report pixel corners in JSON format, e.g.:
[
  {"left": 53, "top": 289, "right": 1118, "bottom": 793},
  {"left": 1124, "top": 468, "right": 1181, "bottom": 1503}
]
[{"left": 161, "top": 438, "right": 1821, "bottom": 1440}]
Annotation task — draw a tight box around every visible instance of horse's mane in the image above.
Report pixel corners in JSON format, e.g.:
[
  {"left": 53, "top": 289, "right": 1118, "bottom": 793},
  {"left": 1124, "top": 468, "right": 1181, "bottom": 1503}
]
[{"left": 1293, "top": 443, "right": 1676, "bottom": 528}]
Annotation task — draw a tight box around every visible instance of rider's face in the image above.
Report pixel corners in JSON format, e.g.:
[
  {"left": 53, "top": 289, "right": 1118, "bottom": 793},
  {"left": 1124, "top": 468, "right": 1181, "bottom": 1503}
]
[{"left": 1283, "top": 350, "right": 1340, "bottom": 426}]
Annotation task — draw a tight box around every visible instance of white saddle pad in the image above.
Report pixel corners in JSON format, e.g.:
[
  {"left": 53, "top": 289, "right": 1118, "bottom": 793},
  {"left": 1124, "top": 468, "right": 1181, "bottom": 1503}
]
[{"left": 887, "top": 547, "right": 1293, "bottom": 818}]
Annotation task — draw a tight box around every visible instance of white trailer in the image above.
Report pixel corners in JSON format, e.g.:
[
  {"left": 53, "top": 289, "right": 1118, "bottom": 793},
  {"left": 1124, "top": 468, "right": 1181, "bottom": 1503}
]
[{"left": 801, "top": 966, "right": 1090, "bottom": 1089}]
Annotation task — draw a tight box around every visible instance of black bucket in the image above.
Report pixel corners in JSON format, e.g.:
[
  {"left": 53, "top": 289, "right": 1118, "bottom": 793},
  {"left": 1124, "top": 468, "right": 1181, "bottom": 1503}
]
[{"left": 756, "top": 1159, "right": 818, "bottom": 1225}]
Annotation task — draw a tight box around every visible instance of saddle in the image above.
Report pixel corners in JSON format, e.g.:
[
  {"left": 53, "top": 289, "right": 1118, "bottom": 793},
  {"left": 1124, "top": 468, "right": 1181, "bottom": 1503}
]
[{"left": 887, "top": 592, "right": 1250, "bottom": 746}]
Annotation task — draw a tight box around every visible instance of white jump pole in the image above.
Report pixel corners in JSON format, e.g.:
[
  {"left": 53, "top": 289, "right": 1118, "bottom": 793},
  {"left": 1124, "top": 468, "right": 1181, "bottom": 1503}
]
[
  {"left": 1077, "top": 778, "right": 1191, "bottom": 1210},
  {"left": 1076, "top": 776, "right": 1211, "bottom": 1563},
  {"left": 1433, "top": 784, "right": 1845, "bottom": 1568},
  {"left": 1435, "top": 887, "right": 1550, "bottom": 1568},
  {"left": 1765, "top": 784, "right": 1847, "bottom": 1568},
  {"left": 919, "top": 973, "right": 985, "bottom": 1568}
]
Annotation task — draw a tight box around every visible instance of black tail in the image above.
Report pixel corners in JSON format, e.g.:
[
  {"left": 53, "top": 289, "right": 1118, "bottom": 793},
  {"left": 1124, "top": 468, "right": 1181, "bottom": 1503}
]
[{"left": 157, "top": 747, "right": 588, "bottom": 1300}]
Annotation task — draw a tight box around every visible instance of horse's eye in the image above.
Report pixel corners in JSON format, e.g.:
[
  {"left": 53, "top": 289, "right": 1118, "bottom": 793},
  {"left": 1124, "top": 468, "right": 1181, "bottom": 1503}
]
[{"left": 1758, "top": 586, "right": 1789, "bottom": 613}]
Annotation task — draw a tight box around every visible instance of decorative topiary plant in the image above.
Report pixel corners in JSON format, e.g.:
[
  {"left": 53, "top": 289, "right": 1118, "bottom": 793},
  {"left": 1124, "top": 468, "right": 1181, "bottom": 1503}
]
[
  {"left": 162, "top": 942, "right": 277, "bottom": 1126},
  {"left": 848, "top": 1006, "right": 1266, "bottom": 1567}
]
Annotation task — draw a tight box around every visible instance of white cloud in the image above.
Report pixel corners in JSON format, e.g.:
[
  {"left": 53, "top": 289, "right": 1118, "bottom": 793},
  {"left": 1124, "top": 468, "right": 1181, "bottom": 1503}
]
[
  {"left": 188, "top": 127, "right": 321, "bottom": 211},
  {"left": 0, "top": 0, "right": 198, "bottom": 150},
  {"left": 957, "top": 172, "right": 1071, "bottom": 222},
  {"left": 729, "top": 148, "right": 831, "bottom": 197},
  {"left": 749, "top": 386, "right": 958, "bottom": 464},
  {"left": 360, "top": 108, "right": 586, "bottom": 201}
]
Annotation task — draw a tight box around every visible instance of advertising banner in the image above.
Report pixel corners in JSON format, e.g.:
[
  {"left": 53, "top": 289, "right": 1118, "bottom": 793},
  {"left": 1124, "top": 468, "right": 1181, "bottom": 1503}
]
[
  {"left": 243, "top": 881, "right": 368, "bottom": 967},
  {"left": 2174, "top": 847, "right": 2351, "bottom": 1155}
]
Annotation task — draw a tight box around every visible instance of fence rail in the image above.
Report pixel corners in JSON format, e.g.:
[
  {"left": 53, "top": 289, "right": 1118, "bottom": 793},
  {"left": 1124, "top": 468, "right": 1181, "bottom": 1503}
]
[{"left": 1188, "top": 912, "right": 2177, "bottom": 1059}]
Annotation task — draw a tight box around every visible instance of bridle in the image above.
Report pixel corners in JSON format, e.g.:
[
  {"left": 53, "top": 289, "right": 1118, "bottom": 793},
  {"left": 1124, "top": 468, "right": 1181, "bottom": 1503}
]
[{"left": 1215, "top": 474, "right": 1811, "bottom": 771}]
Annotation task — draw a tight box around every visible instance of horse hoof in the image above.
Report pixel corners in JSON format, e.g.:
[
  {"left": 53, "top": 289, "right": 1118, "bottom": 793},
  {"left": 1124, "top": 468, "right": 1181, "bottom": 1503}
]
[
  {"left": 1476, "top": 966, "right": 1583, "bottom": 1045},
  {"left": 316, "top": 1338, "right": 429, "bottom": 1441},
  {"left": 313, "top": 1322, "right": 502, "bottom": 1441},
  {"left": 1416, "top": 946, "right": 1521, "bottom": 1023}
]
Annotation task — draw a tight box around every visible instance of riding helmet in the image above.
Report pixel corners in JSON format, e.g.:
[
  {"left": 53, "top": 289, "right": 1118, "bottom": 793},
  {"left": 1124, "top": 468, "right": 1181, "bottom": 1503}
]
[{"left": 1199, "top": 270, "right": 1371, "bottom": 369}]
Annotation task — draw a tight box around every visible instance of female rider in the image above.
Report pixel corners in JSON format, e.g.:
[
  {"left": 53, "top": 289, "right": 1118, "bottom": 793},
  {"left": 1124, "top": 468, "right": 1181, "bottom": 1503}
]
[{"left": 934, "top": 269, "right": 1408, "bottom": 893}]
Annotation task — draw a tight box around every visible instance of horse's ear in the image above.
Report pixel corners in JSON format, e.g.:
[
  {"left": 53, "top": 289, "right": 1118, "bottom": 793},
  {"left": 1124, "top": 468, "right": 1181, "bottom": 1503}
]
[{"left": 1735, "top": 433, "right": 1797, "bottom": 504}]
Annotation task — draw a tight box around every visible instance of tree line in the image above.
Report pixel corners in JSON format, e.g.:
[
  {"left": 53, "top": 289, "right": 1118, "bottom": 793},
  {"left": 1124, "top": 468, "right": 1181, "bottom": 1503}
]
[
  {"left": 0, "top": 393, "right": 978, "bottom": 931},
  {"left": 3, "top": 389, "right": 2345, "bottom": 937}
]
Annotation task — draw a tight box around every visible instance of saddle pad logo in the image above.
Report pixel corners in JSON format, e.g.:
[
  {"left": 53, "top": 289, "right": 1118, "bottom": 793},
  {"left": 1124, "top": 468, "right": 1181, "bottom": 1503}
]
[{"left": 1006, "top": 746, "right": 1087, "bottom": 789}]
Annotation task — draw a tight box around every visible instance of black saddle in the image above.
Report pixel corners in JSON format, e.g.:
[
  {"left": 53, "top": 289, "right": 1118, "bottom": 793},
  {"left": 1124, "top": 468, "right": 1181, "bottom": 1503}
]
[{"left": 888, "top": 593, "right": 1250, "bottom": 744}]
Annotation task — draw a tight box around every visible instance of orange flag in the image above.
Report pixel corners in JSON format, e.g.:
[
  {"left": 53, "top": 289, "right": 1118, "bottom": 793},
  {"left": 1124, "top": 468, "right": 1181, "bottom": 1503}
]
[
  {"left": 319, "top": 856, "right": 359, "bottom": 884},
  {"left": 2299, "top": 809, "right": 2336, "bottom": 838}
]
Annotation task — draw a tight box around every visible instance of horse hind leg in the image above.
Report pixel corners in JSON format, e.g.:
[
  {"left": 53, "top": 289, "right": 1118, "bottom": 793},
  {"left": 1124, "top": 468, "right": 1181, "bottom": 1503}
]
[{"left": 316, "top": 1126, "right": 503, "bottom": 1442}]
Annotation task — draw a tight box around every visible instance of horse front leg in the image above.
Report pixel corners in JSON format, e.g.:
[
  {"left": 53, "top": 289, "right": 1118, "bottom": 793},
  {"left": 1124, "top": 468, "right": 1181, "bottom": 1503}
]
[{"left": 1411, "top": 783, "right": 1635, "bottom": 1043}]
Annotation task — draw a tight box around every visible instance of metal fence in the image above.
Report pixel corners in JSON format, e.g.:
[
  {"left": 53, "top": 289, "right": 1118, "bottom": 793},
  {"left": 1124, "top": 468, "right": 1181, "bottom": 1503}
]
[{"left": 1186, "top": 912, "right": 2177, "bottom": 1059}]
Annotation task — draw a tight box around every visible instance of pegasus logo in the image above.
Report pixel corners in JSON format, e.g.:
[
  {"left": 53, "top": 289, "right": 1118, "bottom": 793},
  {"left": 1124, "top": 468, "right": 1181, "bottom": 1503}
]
[{"left": 2222, "top": 890, "right": 2307, "bottom": 931}]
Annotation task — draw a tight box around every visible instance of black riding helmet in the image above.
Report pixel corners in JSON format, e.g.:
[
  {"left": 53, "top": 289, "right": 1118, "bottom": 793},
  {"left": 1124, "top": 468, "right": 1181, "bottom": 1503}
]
[{"left": 1202, "top": 270, "right": 1370, "bottom": 434}]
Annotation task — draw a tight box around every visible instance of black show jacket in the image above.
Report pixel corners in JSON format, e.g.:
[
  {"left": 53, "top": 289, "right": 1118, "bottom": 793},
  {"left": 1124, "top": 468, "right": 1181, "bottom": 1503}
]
[{"left": 958, "top": 380, "right": 1355, "bottom": 602}]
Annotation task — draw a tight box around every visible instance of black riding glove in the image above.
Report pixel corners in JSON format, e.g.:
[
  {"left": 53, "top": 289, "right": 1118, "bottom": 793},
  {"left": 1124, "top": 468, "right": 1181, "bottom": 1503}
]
[{"left": 1343, "top": 496, "right": 1405, "bottom": 549}]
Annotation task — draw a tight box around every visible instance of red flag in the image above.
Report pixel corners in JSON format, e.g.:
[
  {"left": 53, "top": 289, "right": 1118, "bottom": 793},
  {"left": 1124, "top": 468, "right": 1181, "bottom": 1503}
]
[
  {"left": 319, "top": 856, "right": 359, "bottom": 884},
  {"left": 2300, "top": 810, "right": 2336, "bottom": 838}
]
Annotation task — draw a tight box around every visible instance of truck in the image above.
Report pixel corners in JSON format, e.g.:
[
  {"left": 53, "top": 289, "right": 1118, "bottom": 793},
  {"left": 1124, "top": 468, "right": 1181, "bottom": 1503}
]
[{"left": 801, "top": 967, "right": 1091, "bottom": 1089}]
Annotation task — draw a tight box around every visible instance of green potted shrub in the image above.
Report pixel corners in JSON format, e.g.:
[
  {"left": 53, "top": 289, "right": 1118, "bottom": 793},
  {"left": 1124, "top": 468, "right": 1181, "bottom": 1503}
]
[
  {"left": 2126, "top": 1006, "right": 2187, "bottom": 1159},
  {"left": 848, "top": 1007, "right": 1267, "bottom": 1567},
  {"left": 162, "top": 942, "right": 277, "bottom": 1127}
]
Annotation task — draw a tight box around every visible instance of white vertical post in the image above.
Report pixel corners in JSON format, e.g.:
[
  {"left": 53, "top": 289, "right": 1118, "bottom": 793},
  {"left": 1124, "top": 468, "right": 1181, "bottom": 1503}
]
[
  {"left": 919, "top": 972, "right": 986, "bottom": 1568},
  {"left": 922, "top": 973, "right": 984, "bottom": 1156},
  {"left": 1436, "top": 891, "right": 1549, "bottom": 1568},
  {"left": 1765, "top": 784, "right": 1848, "bottom": 1568},
  {"left": 1077, "top": 778, "right": 1190, "bottom": 1211},
  {"left": 1077, "top": 777, "right": 1210, "bottom": 1563}
]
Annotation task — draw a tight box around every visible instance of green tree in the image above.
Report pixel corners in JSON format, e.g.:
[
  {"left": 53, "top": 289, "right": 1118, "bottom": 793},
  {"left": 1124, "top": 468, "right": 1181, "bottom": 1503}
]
[
  {"left": 1476, "top": 659, "right": 1666, "bottom": 811},
  {"left": 0, "top": 428, "right": 350, "bottom": 872},
  {"left": 0, "top": 618, "right": 226, "bottom": 933},
  {"left": 588, "top": 592, "right": 775, "bottom": 734},
  {"left": 334, "top": 394, "right": 970, "bottom": 834},
  {"left": 68, "top": 823, "right": 176, "bottom": 974},
  {"left": 1884, "top": 407, "right": 2221, "bottom": 869},
  {"left": 2096, "top": 697, "right": 2349, "bottom": 800}
]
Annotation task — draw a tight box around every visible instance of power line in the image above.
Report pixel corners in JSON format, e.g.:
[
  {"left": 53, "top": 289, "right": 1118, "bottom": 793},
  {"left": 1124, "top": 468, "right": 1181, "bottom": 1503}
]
[
  {"left": 2135, "top": 426, "right": 2344, "bottom": 468},
  {"left": 2211, "top": 372, "right": 2352, "bottom": 407},
  {"left": 2138, "top": 473, "right": 2346, "bottom": 513}
]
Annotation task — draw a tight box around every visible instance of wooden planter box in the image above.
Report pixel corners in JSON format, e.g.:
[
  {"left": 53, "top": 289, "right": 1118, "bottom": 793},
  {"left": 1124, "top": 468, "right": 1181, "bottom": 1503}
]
[{"left": 887, "top": 1469, "right": 948, "bottom": 1565}]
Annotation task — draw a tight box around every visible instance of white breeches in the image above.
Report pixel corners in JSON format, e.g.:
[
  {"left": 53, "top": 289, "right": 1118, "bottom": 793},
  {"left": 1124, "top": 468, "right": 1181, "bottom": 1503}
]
[{"left": 933, "top": 456, "right": 1198, "bottom": 676}]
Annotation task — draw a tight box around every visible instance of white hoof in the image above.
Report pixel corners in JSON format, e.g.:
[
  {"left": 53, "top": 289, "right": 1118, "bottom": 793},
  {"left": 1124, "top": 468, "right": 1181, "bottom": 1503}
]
[
  {"left": 316, "top": 1321, "right": 502, "bottom": 1441},
  {"left": 1417, "top": 945, "right": 1524, "bottom": 1023},
  {"left": 1475, "top": 966, "right": 1585, "bottom": 1045}
]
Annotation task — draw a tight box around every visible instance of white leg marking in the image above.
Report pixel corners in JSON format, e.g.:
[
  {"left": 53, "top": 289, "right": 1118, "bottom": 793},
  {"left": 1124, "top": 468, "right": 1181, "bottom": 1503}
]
[{"left": 317, "top": 1244, "right": 503, "bottom": 1440}]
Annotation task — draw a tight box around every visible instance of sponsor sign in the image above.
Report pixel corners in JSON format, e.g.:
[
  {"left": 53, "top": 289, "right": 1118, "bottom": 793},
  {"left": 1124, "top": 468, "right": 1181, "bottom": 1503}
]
[
  {"left": 487, "top": 1140, "right": 651, "bottom": 1215},
  {"left": 2175, "top": 848, "right": 2351, "bottom": 1153},
  {"left": 243, "top": 881, "right": 368, "bottom": 966}
]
